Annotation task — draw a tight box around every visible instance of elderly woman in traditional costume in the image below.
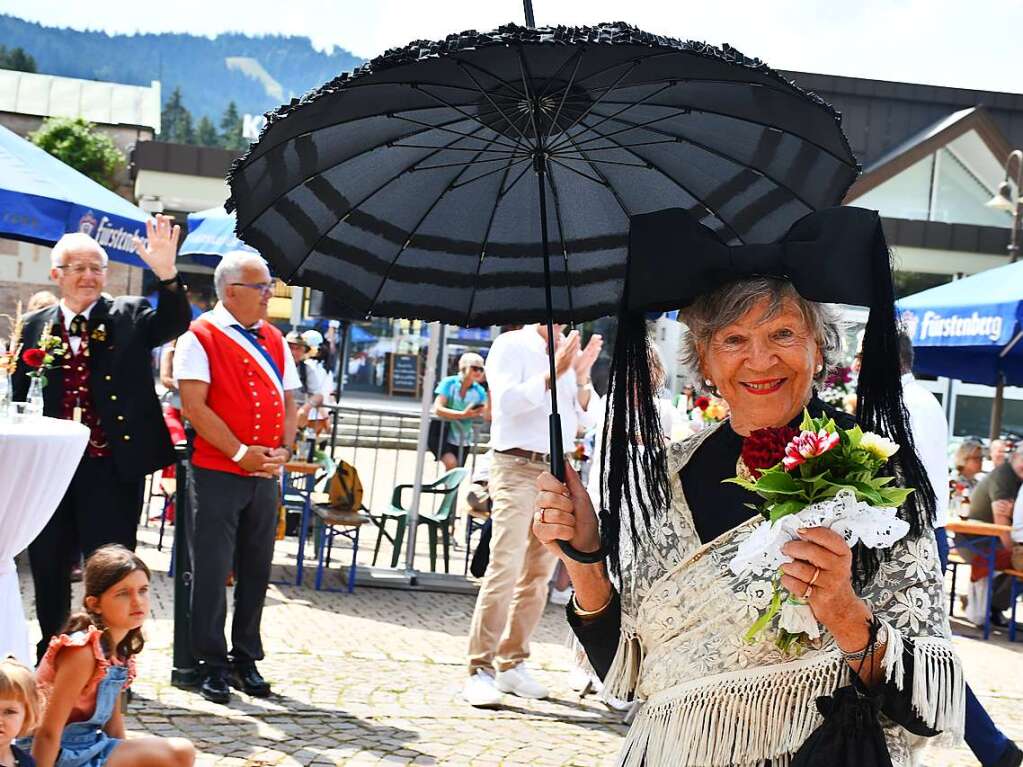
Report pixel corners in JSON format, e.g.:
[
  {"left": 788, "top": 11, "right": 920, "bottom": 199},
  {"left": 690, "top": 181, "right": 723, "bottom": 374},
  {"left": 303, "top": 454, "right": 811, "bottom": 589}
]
[{"left": 532, "top": 207, "right": 964, "bottom": 766}]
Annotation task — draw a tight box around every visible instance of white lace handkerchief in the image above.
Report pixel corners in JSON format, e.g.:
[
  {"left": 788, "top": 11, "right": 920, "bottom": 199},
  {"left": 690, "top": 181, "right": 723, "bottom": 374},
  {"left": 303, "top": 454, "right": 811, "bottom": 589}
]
[{"left": 729, "top": 489, "right": 911, "bottom": 579}]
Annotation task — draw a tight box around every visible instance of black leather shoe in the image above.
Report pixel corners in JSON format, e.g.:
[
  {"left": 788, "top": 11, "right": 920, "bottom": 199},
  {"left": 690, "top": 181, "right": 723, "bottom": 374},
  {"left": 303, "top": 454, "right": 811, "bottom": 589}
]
[
  {"left": 231, "top": 662, "right": 271, "bottom": 698},
  {"left": 198, "top": 670, "right": 231, "bottom": 704}
]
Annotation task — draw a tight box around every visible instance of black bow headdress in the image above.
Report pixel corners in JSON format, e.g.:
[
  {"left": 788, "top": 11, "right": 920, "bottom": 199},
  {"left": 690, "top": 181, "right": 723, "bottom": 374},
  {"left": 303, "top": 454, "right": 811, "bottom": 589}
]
[{"left": 598, "top": 206, "right": 935, "bottom": 582}]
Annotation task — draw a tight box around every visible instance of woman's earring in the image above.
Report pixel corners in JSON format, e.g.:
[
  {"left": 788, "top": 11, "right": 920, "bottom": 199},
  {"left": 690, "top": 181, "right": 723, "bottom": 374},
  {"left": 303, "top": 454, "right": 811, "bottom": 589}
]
[{"left": 704, "top": 378, "right": 714, "bottom": 388}]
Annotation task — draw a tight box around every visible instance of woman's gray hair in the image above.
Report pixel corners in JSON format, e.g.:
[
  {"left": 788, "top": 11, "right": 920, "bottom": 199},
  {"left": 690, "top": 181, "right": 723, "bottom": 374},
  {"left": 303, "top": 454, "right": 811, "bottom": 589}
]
[
  {"left": 214, "top": 251, "right": 269, "bottom": 300},
  {"left": 679, "top": 277, "right": 843, "bottom": 392}
]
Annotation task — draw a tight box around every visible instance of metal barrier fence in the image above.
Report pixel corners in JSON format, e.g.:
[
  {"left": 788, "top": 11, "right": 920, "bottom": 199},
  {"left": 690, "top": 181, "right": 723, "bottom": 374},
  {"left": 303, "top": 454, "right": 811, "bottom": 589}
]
[{"left": 321, "top": 406, "right": 489, "bottom": 569}]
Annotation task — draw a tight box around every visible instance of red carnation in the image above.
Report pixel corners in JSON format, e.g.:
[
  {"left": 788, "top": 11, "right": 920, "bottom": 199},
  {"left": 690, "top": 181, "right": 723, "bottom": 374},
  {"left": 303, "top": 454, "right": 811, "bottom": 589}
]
[
  {"left": 694, "top": 395, "right": 710, "bottom": 411},
  {"left": 21, "top": 348, "right": 45, "bottom": 368},
  {"left": 741, "top": 426, "right": 798, "bottom": 478}
]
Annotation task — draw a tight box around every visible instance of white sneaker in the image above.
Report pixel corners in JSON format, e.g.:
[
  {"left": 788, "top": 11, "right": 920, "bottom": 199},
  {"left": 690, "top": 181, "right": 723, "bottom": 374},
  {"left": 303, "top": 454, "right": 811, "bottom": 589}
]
[
  {"left": 495, "top": 663, "right": 549, "bottom": 700},
  {"left": 549, "top": 586, "right": 572, "bottom": 606},
  {"left": 566, "top": 665, "right": 592, "bottom": 692},
  {"left": 463, "top": 670, "right": 502, "bottom": 708}
]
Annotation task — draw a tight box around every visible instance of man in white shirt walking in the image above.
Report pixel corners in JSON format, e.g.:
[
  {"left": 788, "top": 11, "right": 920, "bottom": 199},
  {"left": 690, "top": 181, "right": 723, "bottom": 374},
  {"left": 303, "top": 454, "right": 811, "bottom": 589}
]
[{"left": 464, "top": 324, "right": 601, "bottom": 707}]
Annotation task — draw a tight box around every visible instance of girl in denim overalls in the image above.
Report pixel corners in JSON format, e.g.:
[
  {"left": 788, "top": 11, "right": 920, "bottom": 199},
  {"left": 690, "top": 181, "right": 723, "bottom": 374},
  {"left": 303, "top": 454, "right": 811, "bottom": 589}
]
[{"left": 23, "top": 546, "right": 194, "bottom": 767}]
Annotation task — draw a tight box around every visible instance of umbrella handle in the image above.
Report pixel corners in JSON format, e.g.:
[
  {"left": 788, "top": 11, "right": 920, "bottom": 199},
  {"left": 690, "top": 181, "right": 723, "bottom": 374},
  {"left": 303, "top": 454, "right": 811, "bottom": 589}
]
[{"left": 548, "top": 415, "right": 606, "bottom": 564}]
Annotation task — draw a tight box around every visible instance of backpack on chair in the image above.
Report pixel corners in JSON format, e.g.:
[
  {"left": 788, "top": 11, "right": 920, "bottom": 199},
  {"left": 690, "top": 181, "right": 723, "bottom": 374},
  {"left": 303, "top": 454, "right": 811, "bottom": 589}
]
[{"left": 327, "top": 460, "right": 364, "bottom": 513}]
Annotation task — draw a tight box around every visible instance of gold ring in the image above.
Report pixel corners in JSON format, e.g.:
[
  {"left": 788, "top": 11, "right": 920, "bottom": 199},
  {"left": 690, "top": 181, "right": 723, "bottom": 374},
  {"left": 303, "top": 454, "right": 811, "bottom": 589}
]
[
  {"left": 809, "top": 566, "right": 821, "bottom": 587},
  {"left": 540, "top": 508, "right": 547, "bottom": 524},
  {"left": 802, "top": 583, "right": 814, "bottom": 600}
]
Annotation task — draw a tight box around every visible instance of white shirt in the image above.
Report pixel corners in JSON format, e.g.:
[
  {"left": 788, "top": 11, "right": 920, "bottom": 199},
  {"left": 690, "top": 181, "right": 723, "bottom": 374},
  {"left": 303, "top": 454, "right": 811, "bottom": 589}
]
[
  {"left": 485, "top": 325, "right": 598, "bottom": 453},
  {"left": 297, "top": 358, "right": 333, "bottom": 419},
  {"left": 174, "top": 303, "right": 301, "bottom": 390},
  {"left": 901, "top": 373, "right": 950, "bottom": 529},
  {"left": 59, "top": 300, "right": 98, "bottom": 356}
]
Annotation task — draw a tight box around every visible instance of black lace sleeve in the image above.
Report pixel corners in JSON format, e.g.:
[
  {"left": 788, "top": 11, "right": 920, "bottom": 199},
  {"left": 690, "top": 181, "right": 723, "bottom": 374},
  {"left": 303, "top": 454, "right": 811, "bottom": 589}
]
[
  {"left": 565, "top": 590, "right": 622, "bottom": 681},
  {"left": 851, "top": 638, "right": 940, "bottom": 737}
]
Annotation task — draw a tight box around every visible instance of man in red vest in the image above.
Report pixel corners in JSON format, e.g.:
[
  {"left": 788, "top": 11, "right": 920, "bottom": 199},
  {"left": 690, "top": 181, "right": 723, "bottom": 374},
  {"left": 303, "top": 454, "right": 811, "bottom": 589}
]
[{"left": 174, "top": 251, "right": 300, "bottom": 704}]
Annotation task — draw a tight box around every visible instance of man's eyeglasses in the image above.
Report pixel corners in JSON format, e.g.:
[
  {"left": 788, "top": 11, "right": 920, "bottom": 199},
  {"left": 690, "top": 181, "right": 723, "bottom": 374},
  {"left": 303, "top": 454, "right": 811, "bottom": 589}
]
[
  {"left": 231, "top": 282, "right": 275, "bottom": 295},
  {"left": 56, "top": 264, "right": 107, "bottom": 276}
]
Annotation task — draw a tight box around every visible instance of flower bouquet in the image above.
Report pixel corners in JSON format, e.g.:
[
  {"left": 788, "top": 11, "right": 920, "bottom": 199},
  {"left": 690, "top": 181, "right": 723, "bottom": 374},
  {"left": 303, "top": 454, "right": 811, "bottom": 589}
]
[
  {"left": 727, "top": 411, "right": 913, "bottom": 652},
  {"left": 21, "top": 328, "right": 68, "bottom": 387},
  {"left": 818, "top": 365, "right": 855, "bottom": 409},
  {"left": 693, "top": 395, "right": 728, "bottom": 423}
]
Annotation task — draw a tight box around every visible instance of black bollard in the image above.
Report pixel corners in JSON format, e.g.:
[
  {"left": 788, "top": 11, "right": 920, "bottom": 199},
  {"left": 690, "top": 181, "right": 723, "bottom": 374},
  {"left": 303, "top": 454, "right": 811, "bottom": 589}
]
[{"left": 171, "top": 440, "right": 199, "bottom": 688}]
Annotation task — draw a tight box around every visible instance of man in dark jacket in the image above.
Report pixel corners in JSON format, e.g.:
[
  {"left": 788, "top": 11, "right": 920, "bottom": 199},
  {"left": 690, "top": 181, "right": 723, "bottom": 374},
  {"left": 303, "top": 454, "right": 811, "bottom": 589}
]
[{"left": 12, "top": 215, "right": 192, "bottom": 659}]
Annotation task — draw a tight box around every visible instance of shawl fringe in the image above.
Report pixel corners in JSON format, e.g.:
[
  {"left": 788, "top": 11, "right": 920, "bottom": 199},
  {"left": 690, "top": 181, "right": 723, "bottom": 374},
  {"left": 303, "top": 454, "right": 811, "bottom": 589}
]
[
  {"left": 600, "top": 630, "right": 643, "bottom": 703},
  {"left": 910, "top": 637, "right": 965, "bottom": 738},
  {"left": 619, "top": 652, "right": 845, "bottom": 767}
]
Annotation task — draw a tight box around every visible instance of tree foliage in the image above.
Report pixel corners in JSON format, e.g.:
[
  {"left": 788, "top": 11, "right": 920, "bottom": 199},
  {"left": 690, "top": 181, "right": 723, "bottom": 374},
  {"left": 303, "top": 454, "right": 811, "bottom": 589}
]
[
  {"left": 29, "top": 116, "right": 125, "bottom": 189},
  {"left": 159, "top": 87, "right": 195, "bottom": 145},
  {"left": 219, "top": 101, "right": 245, "bottom": 150},
  {"left": 0, "top": 44, "right": 36, "bottom": 72},
  {"left": 196, "top": 115, "right": 219, "bottom": 147}
]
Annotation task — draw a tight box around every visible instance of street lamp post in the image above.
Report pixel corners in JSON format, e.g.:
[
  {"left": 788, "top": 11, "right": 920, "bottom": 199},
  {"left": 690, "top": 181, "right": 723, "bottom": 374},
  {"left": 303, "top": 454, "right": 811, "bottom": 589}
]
[
  {"left": 986, "top": 148, "right": 1022, "bottom": 263},
  {"left": 984, "top": 149, "right": 1022, "bottom": 441}
]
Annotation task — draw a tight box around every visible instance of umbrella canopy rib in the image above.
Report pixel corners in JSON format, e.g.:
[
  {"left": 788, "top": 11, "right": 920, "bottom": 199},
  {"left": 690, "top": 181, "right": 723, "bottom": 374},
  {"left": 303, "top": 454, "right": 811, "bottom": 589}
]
[
  {"left": 281, "top": 121, "right": 494, "bottom": 280},
  {"left": 571, "top": 112, "right": 819, "bottom": 212},
  {"left": 462, "top": 156, "right": 518, "bottom": 326}
]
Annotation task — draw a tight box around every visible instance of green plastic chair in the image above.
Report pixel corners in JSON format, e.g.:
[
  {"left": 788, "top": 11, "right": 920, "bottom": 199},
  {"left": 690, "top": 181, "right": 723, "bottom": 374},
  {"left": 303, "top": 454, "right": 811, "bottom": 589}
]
[{"left": 372, "top": 467, "right": 469, "bottom": 573}]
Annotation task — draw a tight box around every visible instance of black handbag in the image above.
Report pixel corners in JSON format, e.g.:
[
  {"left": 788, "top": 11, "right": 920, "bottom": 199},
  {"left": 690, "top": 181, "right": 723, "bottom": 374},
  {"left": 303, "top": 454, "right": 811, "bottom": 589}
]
[{"left": 791, "top": 621, "right": 893, "bottom": 767}]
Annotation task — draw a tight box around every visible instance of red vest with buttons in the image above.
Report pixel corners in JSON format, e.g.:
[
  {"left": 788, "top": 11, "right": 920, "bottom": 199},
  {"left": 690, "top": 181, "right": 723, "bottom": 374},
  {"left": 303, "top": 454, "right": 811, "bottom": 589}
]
[
  {"left": 189, "top": 318, "right": 287, "bottom": 476},
  {"left": 59, "top": 326, "right": 111, "bottom": 458}
]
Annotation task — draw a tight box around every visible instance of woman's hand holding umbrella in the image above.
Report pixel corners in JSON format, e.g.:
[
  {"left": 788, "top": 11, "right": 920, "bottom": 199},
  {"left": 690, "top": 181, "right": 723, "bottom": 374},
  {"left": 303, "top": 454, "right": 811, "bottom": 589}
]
[{"left": 533, "top": 467, "right": 612, "bottom": 612}]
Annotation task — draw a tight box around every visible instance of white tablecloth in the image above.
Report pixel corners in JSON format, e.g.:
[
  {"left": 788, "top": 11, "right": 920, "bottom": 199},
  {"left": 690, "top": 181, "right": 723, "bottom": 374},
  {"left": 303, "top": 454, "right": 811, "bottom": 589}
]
[{"left": 0, "top": 417, "right": 89, "bottom": 664}]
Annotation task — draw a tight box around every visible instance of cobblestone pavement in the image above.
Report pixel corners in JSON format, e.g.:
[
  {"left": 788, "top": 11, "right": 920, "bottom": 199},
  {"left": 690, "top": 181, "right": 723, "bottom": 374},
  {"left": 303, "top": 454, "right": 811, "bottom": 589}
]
[{"left": 17, "top": 526, "right": 1023, "bottom": 766}]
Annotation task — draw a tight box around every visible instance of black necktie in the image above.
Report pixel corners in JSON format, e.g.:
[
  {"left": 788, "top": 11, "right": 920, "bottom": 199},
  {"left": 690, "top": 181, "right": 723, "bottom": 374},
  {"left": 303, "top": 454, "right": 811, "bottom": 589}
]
[
  {"left": 233, "top": 324, "right": 263, "bottom": 341},
  {"left": 69, "top": 314, "right": 87, "bottom": 338}
]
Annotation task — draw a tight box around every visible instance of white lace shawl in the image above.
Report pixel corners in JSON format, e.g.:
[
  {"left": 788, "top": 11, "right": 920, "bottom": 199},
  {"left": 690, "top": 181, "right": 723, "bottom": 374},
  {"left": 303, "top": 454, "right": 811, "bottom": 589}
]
[{"left": 604, "top": 423, "right": 965, "bottom": 767}]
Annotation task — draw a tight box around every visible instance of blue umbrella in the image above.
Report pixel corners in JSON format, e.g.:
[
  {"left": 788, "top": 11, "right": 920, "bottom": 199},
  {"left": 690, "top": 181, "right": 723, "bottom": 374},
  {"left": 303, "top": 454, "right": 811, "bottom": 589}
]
[
  {"left": 181, "top": 206, "right": 257, "bottom": 266},
  {"left": 897, "top": 260, "right": 1023, "bottom": 438},
  {"left": 0, "top": 124, "right": 151, "bottom": 266},
  {"left": 897, "top": 260, "right": 1023, "bottom": 386}
]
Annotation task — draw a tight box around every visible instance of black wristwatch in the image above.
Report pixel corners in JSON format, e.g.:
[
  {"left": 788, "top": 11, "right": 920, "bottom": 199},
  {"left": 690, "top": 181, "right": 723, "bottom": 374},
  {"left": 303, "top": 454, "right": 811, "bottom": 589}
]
[{"left": 158, "top": 273, "right": 183, "bottom": 288}]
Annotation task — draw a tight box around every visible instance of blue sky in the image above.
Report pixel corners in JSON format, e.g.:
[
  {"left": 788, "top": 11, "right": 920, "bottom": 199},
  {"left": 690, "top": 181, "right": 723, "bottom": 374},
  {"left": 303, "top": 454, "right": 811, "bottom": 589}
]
[{"left": 3, "top": 0, "right": 1021, "bottom": 94}]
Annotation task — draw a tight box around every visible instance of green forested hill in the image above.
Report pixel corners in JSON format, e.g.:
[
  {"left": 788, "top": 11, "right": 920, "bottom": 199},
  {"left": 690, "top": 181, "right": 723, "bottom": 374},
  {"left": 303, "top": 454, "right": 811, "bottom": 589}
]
[{"left": 0, "top": 14, "right": 364, "bottom": 122}]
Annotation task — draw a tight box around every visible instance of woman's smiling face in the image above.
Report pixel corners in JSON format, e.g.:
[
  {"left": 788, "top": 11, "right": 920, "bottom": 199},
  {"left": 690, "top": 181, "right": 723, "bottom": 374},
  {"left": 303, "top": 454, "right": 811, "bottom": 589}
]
[{"left": 699, "top": 296, "right": 821, "bottom": 435}]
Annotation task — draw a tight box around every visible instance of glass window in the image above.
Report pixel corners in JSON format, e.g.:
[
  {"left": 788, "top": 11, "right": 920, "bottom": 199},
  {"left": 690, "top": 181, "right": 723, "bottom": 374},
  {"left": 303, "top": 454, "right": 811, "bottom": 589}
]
[
  {"left": 952, "top": 395, "right": 1023, "bottom": 438},
  {"left": 933, "top": 149, "right": 1013, "bottom": 227},
  {"left": 892, "top": 271, "right": 953, "bottom": 300},
  {"left": 853, "top": 156, "right": 933, "bottom": 221}
]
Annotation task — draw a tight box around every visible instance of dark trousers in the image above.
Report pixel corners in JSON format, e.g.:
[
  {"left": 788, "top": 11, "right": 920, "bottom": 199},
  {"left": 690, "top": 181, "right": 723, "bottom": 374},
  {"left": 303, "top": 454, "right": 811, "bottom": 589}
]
[
  {"left": 936, "top": 528, "right": 1014, "bottom": 766},
  {"left": 188, "top": 465, "right": 278, "bottom": 671},
  {"left": 28, "top": 456, "right": 144, "bottom": 660}
]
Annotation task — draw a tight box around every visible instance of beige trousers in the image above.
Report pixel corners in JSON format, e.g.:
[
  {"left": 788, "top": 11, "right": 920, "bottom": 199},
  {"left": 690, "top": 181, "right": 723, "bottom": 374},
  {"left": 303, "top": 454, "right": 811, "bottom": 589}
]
[{"left": 467, "top": 451, "right": 557, "bottom": 674}]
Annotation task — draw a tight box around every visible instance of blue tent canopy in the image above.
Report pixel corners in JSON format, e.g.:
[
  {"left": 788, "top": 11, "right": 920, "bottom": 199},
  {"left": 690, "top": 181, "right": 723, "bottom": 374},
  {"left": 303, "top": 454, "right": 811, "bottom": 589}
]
[
  {"left": 896, "top": 260, "right": 1023, "bottom": 386},
  {"left": 181, "top": 206, "right": 256, "bottom": 265},
  {"left": 0, "top": 124, "right": 151, "bottom": 267}
]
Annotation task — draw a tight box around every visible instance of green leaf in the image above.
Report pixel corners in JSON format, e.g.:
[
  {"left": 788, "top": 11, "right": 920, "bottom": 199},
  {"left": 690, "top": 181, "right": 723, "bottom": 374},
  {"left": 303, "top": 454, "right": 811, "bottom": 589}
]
[
  {"left": 768, "top": 499, "right": 807, "bottom": 522},
  {"left": 846, "top": 425, "right": 863, "bottom": 448},
  {"left": 723, "top": 477, "right": 760, "bottom": 493},
  {"left": 744, "top": 585, "right": 784, "bottom": 644},
  {"left": 799, "top": 409, "right": 815, "bottom": 432},
  {"left": 754, "top": 472, "right": 803, "bottom": 494}
]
